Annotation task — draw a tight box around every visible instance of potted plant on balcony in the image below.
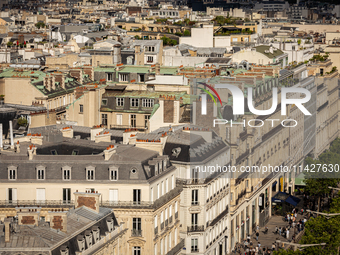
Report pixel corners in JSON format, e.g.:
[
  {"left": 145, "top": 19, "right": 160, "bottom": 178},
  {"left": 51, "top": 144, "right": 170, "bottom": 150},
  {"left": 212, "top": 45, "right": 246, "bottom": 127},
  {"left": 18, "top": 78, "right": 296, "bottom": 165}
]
[{"left": 246, "top": 216, "right": 250, "bottom": 221}]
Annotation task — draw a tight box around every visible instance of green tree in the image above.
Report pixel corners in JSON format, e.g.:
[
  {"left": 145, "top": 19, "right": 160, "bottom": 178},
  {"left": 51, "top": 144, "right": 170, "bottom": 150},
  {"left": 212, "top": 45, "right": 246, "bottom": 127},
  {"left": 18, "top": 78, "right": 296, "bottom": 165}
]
[
  {"left": 297, "top": 39, "right": 301, "bottom": 45},
  {"left": 214, "top": 16, "right": 226, "bottom": 26},
  {"left": 35, "top": 21, "right": 45, "bottom": 29},
  {"left": 7, "top": 41, "right": 13, "bottom": 47},
  {"left": 183, "top": 30, "right": 191, "bottom": 36},
  {"left": 273, "top": 249, "right": 301, "bottom": 255},
  {"left": 17, "top": 117, "right": 28, "bottom": 127},
  {"left": 304, "top": 155, "right": 339, "bottom": 212}
]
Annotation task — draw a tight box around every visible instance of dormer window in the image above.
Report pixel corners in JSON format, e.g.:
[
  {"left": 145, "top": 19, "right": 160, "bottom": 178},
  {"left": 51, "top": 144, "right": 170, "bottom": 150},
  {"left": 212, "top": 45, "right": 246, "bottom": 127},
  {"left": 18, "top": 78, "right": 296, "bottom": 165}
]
[
  {"left": 86, "top": 166, "right": 95, "bottom": 181},
  {"left": 36, "top": 166, "right": 45, "bottom": 180},
  {"left": 62, "top": 166, "right": 71, "bottom": 180},
  {"left": 8, "top": 166, "right": 17, "bottom": 180},
  {"left": 110, "top": 167, "right": 118, "bottom": 181}
]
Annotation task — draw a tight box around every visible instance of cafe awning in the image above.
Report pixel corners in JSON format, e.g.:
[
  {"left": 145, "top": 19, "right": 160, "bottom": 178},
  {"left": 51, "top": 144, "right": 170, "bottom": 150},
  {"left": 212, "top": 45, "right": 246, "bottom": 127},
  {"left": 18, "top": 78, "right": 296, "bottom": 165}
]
[{"left": 272, "top": 192, "right": 301, "bottom": 206}]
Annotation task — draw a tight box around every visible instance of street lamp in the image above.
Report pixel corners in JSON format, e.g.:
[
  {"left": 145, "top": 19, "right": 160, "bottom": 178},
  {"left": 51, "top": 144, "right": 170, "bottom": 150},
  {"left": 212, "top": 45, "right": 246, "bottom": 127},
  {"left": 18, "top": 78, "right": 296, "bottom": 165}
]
[
  {"left": 276, "top": 240, "right": 326, "bottom": 251},
  {"left": 306, "top": 209, "right": 340, "bottom": 219}
]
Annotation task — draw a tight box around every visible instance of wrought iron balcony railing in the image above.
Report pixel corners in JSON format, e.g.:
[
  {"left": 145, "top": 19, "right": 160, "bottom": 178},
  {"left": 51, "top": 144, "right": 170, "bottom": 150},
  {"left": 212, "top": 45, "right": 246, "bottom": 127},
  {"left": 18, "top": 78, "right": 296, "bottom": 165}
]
[
  {"left": 187, "top": 225, "right": 204, "bottom": 232},
  {"left": 131, "top": 229, "right": 142, "bottom": 237}
]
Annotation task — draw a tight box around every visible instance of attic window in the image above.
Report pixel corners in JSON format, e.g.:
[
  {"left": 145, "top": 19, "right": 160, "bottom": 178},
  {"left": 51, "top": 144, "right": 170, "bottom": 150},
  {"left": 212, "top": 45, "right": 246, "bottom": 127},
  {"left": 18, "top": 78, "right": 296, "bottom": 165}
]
[
  {"left": 131, "top": 168, "right": 137, "bottom": 174},
  {"left": 130, "top": 168, "right": 139, "bottom": 179}
]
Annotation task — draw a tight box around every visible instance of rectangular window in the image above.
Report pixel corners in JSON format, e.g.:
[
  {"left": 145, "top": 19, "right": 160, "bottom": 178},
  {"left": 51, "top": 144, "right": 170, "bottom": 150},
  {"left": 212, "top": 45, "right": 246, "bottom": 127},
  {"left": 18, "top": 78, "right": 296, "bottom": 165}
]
[
  {"left": 116, "top": 98, "right": 124, "bottom": 107},
  {"left": 133, "top": 246, "right": 141, "bottom": 255},
  {"left": 131, "top": 98, "right": 139, "bottom": 107},
  {"left": 191, "top": 213, "right": 198, "bottom": 226},
  {"left": 165, "top": 178, "right": 168, "bottom": 193},
  {"left": 139, "top": 74, "right": 145, "bottom": 82},
  {"left": 109, "top": 189, "right": 118, "bottom": 204},
  {"left": 107, "top": 73, "right": 113, "bottom": 81},
  {"left": 191, "top": 238, "right": 198, "bottom": 252},
  {"left": 142, "top": 99, "right": 154, "bottom": 108},
  {"left": 79, "top": 104, "right": 83, "bottom": 113},
  {"left": 144, "top": 115, "right": 150, "bottom": 128},
  {"left": 87, "top": 169, "right": 94, "bottom": 180},
  {"left": 172, "top": 175, "right": 175, "bottom": 189},
  {"left": 157, "top": 184, "right": 160, "bottom": 199},
  {"left": 119, "top": 73, "right": 128, "bottom": 82},
  {"left": 133, "top": 189, "right": 141, "bottom": 204},
  {"left": 130, "top": 114, "right": 136, "bottom": 128},
  {"left": 110, "top": 169, "right": 118, "bottom": 181},
  {"left": 161, "top": 181, "right": 164, "bottom": 196},
  {"left": 63, "top": 188, "right": 71, "bottom": 204},
  {"left": 63, "top": 169, "right": 70, "bottom": 180},
  {"left": 101, "top": 114, "right": 107, "bottom": 126},
  {"left": 133, "top": 218, "right": 141, "bottom": 230},
  {"left": 9, "top": 169, "right": 16, "bottom": 180},
  {"left": 37, "top": 169, "right": 45, "bottom": 180},
  {"left": 8, "top": 188, "right": 17, "bottom": 202},
  {"left": 192, "top": 189, "right": 199, "bottom": 205},
  {"left": 147, "top": 56, "right": 154, "bottom": 63}
]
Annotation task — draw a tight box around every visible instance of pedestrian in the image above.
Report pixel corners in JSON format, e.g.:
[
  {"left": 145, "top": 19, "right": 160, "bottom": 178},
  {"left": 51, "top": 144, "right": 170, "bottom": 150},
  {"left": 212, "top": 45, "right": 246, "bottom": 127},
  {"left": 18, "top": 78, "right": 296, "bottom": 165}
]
[
  {"left": 258, "top": 242, "right": 261, "bottom": 249},
  {"left": 294, "top": 212, "right": 297, "bottom": 218},
  {"left": 286, "top": 229, "right": 290, "bottom": 240},
  {"left": 256, "top": 231, "right": 259, "bottom": 241},
  {"left": 247, "top": 234, "right": 251, "bottom": 242},
  {"left": 287, "top": 214, "right": 290, "bottom": 222},
  {"left": 256, "top": 225, "right": 260, "bottom": 232},
  {"left": 272, "top": 243, "right": 276, "bottom": 251},
  {"left": 279, "top": 227, "right": 282, "bottom": 236}
]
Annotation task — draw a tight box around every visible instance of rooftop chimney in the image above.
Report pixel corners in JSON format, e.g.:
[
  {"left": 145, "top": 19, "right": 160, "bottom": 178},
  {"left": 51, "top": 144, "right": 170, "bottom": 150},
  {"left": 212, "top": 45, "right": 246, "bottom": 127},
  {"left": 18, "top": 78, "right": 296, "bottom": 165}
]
[
  {"left": 155, "top": 63, "right": 160, "bottom": 75},
  {"left": 48, "top": 210, "right": 68, "bottom": 233},
  {"left": 4, "top": 218, "right": 11, "bottom": 243},
  {"left": 74, "top": 191, "right": 101, "bottom": 213}
]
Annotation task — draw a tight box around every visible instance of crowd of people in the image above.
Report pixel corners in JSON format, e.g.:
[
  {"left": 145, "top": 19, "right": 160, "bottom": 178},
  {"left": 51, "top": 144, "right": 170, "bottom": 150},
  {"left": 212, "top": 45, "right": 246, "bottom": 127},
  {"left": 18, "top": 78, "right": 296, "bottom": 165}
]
[{"left": 232, "top": 208, "right": 309, "bottom": 255}]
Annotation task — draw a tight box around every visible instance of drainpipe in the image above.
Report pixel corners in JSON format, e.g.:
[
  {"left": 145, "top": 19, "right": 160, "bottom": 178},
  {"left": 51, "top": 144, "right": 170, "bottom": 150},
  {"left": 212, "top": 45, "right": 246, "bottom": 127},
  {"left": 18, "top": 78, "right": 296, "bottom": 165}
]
[
  {"left": 9, "top": 121, "right": 14, "bottom": 149},
  {"left": 0, "top": 123, "right": 3, "bottom": 150}
]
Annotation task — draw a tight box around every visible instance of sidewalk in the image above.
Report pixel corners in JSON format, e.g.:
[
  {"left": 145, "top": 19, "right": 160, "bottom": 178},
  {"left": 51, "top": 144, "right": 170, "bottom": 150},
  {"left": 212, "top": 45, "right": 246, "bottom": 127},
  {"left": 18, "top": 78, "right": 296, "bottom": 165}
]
[{"left": 232, "top": 214, "right": 305, "bottom": 254}]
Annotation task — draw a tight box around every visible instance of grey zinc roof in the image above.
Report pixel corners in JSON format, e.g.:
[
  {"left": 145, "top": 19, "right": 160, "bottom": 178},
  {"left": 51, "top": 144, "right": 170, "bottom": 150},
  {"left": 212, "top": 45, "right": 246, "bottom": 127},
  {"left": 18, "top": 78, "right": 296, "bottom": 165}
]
[
  {"left": 74, "top": 206, "right": 113, "bottom": 221},
  {"left": 0, "top": 205, "right": 113, "bottom": 250},
  {"left": 95, "top": 39, "right": 121, "bottom": 46}
]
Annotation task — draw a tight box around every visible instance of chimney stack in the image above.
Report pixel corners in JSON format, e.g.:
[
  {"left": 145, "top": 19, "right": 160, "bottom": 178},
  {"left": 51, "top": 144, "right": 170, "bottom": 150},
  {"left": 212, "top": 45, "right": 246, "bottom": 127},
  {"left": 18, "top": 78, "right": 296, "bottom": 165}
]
[
  {"left": 155, "top": 63, "right": 160, "bottom": 75},
  {"left": 4, "top": 218, "right": 11, "bottom": 243},
  {"left": 9, "top": 121, "right": 14, "bottom": 149}
]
